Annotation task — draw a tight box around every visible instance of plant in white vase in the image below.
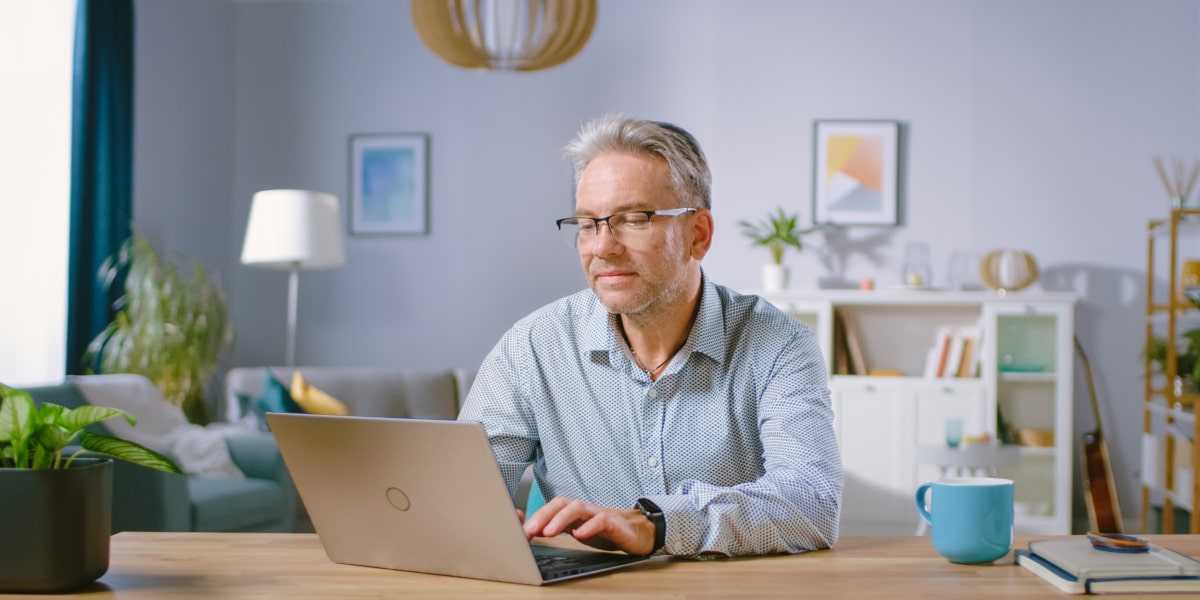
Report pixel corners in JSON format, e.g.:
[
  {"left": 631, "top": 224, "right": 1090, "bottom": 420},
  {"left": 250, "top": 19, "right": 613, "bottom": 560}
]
[{"left": 737, "top": 207, "right": 821, "bottom": 292}]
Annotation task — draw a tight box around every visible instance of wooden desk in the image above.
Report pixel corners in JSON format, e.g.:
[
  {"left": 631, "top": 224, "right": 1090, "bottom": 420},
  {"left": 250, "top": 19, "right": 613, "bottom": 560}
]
[{"left": 9, "top": 533, "right": 1200, "bottom": 599}]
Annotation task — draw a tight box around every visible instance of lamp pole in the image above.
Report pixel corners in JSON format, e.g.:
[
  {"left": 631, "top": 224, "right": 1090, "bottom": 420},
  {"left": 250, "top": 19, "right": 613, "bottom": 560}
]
[{"left": 286, "top": 261, "right": 300, "bottom": 367}]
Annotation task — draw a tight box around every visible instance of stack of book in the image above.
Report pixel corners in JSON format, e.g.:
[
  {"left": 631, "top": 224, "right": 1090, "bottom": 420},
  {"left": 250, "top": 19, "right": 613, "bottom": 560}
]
[
  {"left": 1016, "top": 537, "right": 1200, "bottom": 594},
  {"left": 923, "top": 324, "right": 982, "bottom": 379}
]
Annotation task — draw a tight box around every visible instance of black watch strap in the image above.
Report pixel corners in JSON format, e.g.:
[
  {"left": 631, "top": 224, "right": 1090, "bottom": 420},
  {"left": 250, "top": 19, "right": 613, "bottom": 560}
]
[{"left": 634, "top": 497, "right": 666, "bottom": 555}]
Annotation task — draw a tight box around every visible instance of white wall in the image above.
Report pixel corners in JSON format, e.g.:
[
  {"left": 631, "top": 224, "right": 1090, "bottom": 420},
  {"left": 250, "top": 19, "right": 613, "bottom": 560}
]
[
  {"left": 133, "top": 0, "right": 1200, "bottom": 529},
  {"left": 134, "top": 0, "right": 237, "bottom": 384}
]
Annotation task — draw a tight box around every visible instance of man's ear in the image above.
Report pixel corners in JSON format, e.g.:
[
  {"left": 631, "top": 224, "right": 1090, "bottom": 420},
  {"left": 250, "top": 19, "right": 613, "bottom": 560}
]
[{"left": 690, "top": 208, "right": 714, "bottom": 260}]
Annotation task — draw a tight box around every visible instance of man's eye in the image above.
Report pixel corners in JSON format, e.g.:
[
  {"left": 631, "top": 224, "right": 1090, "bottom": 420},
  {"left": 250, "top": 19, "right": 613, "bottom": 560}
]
[
  {"left": 578, "top": 221, "right": 598, "bottom": 234},
  {"left": 621, "top": 215, "right": 651, "bottom": 228}
]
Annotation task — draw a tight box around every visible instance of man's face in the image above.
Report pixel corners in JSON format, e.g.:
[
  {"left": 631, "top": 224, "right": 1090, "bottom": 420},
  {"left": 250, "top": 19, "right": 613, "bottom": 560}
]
[{"left": 574, "top": 152, "right": 695, "bottom": 317}]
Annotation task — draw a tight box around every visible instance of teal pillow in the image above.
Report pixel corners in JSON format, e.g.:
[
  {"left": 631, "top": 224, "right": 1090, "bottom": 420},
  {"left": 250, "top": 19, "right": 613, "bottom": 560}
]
[
  {"left": 255, "top": 370, "right": 305, "bottom": 419},
  {"left": 526, "top": 477, "right": 546, "bottom": 516}
]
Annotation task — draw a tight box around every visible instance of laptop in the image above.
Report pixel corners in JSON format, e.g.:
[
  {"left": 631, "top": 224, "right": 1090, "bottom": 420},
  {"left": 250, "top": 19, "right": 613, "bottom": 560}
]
[{"left": 265, "top": 412, "right": 652, "bottom": 585}]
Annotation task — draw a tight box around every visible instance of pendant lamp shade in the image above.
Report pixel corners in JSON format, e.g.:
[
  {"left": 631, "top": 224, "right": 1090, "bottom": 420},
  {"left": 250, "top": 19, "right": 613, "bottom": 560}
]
[{"left": 411, "top": 0, "right": 597, "bottom": 72}]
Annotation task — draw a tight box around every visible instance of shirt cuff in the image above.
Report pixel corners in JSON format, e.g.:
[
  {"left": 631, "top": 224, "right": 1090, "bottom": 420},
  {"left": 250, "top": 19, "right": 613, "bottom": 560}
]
[{"left": 647, "top": 494, "right": 718, "bottom": 558}]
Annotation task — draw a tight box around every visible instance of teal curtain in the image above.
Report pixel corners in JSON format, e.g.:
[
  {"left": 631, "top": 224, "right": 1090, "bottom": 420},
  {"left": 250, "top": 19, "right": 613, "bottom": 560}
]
[{"left": 65, "top": 0, "right": 134, "bottom": 375}]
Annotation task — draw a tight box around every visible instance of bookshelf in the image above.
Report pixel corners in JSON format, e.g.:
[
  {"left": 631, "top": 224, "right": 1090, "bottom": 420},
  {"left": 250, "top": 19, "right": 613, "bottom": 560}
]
[
  {"left": 1143, "top": 208, "right": 1200, "bottom": 533},
  {"left": 750, "top": 289, "right": 1076, "bottom": 535}
]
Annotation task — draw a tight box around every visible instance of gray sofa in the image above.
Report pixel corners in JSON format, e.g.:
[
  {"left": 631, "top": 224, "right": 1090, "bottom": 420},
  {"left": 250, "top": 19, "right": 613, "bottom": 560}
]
[
  {"left": 224, "top": 367, "right": 476, "bottom": 424},
  {"left": 22, "top": 379, "right": 297, "bottom": 533}
]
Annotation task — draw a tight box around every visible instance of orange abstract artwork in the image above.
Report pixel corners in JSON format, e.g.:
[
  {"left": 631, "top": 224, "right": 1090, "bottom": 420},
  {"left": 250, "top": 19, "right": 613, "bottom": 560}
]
[
  {"left": 813, "top": 121, "right": 898, "bottom": 226},
  {"left": 825, "top": 134, "right": 884, "bottom": 210}
]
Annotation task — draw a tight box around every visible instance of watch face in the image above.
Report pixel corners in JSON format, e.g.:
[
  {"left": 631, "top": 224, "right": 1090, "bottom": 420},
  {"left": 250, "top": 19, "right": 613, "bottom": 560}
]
[{"left": 637, "top": 497, "right": 663, "bottom": 515}]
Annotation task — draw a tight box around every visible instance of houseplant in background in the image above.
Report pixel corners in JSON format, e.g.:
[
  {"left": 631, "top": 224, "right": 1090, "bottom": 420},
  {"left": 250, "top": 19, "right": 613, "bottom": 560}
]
[
  {"left": 737, "top": 207, "right": 822, "bottom": 291},
  {"left": 1144, "top": 329, "right": 1200, "bottom": 394},
  {"left": 86, "top": 232, "right": 235, "bottom": 425},
  {"left": 0, "top": 385, "right": 180, "bottom": 592}
]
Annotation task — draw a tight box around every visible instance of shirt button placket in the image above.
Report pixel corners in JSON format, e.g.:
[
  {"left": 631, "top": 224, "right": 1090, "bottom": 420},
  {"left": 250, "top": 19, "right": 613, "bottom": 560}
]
[{"left": 644, "top": 385, "right": 666, "bottom": 493}]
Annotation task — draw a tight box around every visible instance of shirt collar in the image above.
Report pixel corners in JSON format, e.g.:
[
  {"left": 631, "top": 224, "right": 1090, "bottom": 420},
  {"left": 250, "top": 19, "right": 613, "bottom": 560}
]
[{"left": 690, "top": 273, "right": 727, "bottom": 365}]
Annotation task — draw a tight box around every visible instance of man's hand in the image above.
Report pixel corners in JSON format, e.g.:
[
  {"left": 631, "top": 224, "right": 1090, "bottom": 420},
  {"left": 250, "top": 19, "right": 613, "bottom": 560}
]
[{"left": 522, "top": 497, "right": 657, "bottom": 556}]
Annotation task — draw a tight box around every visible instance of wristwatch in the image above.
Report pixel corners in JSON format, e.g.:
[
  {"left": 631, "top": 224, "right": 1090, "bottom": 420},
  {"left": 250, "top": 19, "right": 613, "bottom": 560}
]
[{"left": 634, "top": 497, "right": 666, "bottom": 555}]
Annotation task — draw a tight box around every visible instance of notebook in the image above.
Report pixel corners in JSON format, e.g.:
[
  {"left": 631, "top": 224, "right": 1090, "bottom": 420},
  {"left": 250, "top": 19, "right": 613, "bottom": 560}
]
[
  {"left": 1016, "top": 537, "right": 1200, "bottom": 594},
  {"left": 265, "top": 412, "right": 652, "bottom": 585}
]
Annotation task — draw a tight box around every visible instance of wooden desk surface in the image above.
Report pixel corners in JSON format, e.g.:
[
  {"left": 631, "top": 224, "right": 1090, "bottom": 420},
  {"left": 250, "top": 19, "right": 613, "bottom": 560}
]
[{"left": 7, "top": 532, "right": 1199, "bottom": 599}]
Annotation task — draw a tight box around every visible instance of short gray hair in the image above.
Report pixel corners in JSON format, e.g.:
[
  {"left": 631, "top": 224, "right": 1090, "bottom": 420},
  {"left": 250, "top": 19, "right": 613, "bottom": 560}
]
[{"left": 564, "top": 114, "right": 712, "bottom": 209}]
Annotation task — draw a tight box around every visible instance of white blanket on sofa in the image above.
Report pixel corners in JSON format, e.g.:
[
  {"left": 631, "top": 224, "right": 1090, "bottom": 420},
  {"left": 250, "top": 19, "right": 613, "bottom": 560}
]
[{"left": 68, "top": 374, "right": 244, "bottom": 479}]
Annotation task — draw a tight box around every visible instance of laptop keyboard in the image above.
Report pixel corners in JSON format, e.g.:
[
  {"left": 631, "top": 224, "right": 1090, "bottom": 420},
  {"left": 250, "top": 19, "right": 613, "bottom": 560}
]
[{"left": 532, "top": 546, "right": 644, "bottom": 580}]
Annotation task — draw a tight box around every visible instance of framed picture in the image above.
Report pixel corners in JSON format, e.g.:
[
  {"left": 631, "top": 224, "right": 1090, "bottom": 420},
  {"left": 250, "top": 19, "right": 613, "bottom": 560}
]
[
  {"left": 812, "top": 120, "right": 900, "bottom": 226},
  {"left": 349, "top": 133, "right": 429, "bottom": 235}
]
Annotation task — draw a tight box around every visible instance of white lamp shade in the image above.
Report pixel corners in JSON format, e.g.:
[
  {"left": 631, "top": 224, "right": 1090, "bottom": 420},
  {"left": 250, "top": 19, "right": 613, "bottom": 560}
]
[{"left": 241, "top": 189, "right": 346, "bottom": 269}]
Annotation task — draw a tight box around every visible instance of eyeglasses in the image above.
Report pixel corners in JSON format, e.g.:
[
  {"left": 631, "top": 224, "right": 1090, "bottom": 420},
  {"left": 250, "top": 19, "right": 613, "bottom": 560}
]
[{"left": 556, "top": 208, "right": 697, "bottom": 250}]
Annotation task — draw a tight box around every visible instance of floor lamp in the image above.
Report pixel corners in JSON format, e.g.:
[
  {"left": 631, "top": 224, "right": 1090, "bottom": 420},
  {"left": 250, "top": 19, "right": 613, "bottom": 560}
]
[{"left": 241, "top": 189, "right": 346, "bottom": 366}]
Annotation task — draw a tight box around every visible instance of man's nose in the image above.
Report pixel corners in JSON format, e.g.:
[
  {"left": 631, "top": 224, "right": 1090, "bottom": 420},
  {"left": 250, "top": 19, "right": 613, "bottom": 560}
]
[{"left": 591, "top": 221, "right": 622, "bottom": 255}]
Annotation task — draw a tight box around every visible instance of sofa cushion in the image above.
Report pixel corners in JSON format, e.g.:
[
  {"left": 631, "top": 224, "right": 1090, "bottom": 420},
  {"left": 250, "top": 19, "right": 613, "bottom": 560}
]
[
  {"left": 289, "top": 372, "right": 351, "bottom": 416},
  {"left": 68, "top": 375, "right": 246, "bottom": 479},
  {"left": 255, "top": 370, "right": 305, "bottom": 417},
  {"left": 188, "top": 476, "right": 284, "bottom": 532}
]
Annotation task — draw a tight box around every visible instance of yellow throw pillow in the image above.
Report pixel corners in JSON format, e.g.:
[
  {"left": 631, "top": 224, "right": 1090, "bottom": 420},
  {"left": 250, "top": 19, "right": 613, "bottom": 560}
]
[{"left": 290, "top": 372, "right": 352, "bottom": 416}]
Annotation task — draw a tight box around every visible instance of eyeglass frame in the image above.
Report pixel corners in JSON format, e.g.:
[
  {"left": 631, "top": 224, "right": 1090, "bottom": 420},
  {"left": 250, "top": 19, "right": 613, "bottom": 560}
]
[{"left": 555, "top": 207, "right": 697, "bottom": 249}]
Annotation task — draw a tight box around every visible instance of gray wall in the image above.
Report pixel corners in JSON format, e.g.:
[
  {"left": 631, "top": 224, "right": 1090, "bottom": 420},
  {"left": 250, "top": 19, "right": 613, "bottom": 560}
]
[{"left": 134, "top": 0, "right": 1200, "bottom": 529}]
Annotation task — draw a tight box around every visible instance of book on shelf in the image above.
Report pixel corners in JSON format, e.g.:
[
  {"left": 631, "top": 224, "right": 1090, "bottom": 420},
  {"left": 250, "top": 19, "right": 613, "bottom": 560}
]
[
  {"left": 926, "top": 326, "right": 954, "bottom": 379},
  {"left": 1016, "top": 537, "right": 1200, "bottom": 594},
  {"left": 954, "top": 326, "right": 981, "bottom": 378},
  {"left": 840, "top": 309, "right": 867, "bottom": 376},
  {"left": 832, "top": 310, "right": 850, "bottom": 375},
  {"left": 943, "top": 332, "right": 965, "bottom": 379}
]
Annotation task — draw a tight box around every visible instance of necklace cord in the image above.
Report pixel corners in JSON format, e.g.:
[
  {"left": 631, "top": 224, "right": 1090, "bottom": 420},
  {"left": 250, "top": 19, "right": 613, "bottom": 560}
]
[{"left": 631, "top": 347, "right": 674, "bottom": 373}]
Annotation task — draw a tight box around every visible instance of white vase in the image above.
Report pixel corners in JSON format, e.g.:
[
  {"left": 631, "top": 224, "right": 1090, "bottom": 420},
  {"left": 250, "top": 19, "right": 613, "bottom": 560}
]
[{"left": 761, "top": 264, "right": 788, "bottom": 292}]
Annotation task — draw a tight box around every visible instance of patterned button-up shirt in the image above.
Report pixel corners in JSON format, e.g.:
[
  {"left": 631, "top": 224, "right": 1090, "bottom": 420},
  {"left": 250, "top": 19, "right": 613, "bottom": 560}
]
[{"left": 458, "top": 274, "right": 843, "bottom": 557}]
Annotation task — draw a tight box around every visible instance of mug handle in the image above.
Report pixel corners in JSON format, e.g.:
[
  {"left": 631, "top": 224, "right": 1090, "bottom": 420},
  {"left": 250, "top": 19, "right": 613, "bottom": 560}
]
[{"left": 915, "top": 483, "right": 933, "bottom": 525}]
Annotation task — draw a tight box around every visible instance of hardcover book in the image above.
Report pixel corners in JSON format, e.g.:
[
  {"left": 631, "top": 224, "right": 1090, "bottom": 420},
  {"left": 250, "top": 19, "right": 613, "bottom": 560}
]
[{"left": 1016, "top": 538, "right": 1200, "bottom": 594}]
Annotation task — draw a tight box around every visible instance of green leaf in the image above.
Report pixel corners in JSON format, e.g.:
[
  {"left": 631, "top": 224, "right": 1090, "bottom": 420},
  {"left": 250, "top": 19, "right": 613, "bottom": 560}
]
[
  {"left": 80, "top": 431, "right": 182, "bottom": 474},
  {"left": 59, "top": 405, "right": 136, "bottom": 432},
  {"left": 33, "top": 422, "right": 75, "bottom": 454},
  {"left": 0, "top": 388, "right": 37, "bottom": 466},
  {"left": 0, "top": 387, "right": 35, "bottom": 444},
  {"left": 736, "top": 207, "right": 820, "bottom": 265}
]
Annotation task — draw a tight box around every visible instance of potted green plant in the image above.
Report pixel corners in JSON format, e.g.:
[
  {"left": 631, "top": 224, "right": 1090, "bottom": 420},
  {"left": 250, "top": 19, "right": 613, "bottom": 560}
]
[
  {"left": 0, "top": 385, "right": 180, "bottom": 592},
  {"left": 1145, "top": 329, "right": 1200, "bottom": 393},
  {"left": 86, "top": 232, "right": 234, "bottom": 425},
  {"left": 737, "top": 207, "right": 822, "bottom": 291}
]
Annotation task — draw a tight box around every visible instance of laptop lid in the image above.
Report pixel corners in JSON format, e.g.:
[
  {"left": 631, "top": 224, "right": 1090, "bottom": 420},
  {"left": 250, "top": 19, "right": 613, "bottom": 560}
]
[{"left": 265, "top": 413, "right": 648, "bottom": 585}]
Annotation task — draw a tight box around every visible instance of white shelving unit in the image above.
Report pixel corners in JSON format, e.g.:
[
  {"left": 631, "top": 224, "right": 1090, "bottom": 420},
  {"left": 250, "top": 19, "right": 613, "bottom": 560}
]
[{"left": 749, "top": 289, "right": 1076, "bottom": 535}]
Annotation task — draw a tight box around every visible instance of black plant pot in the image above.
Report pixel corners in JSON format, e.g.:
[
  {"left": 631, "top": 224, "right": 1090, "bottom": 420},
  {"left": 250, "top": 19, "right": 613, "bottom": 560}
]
[{"left": 0, "top": 457, "right": 112, "bottom": 592}]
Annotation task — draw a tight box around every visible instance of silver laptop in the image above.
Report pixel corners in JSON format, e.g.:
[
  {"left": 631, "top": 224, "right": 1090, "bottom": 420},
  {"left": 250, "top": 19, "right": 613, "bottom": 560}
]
[{"left": 266, "top": 412, "right": 651, "bottom": 585}]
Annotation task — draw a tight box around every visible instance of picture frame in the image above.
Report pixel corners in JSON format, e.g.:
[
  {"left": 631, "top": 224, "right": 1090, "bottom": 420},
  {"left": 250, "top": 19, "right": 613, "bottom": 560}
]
[
  {"left": 349, "top": 133, "right": 430, "bottom": 235},
  {"left": 812, "top": 120, "right": 900, "bottom": 226}
]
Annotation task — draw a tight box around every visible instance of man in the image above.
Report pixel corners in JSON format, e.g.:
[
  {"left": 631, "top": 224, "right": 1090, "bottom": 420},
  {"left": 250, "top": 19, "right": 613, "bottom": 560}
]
[{"left": 458, "top": 114, "right": 842, "bottom": 558}]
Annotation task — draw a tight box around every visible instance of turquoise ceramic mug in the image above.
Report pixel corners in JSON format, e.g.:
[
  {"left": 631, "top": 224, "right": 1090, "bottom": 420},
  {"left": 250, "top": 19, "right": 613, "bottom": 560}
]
[{"left": 914, "top": 476, "right": 1013, "bottom": 564}]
